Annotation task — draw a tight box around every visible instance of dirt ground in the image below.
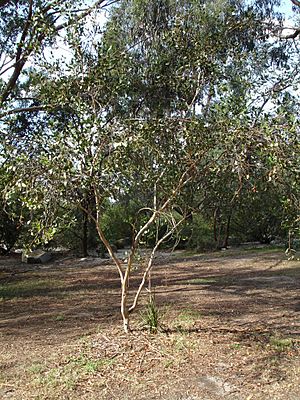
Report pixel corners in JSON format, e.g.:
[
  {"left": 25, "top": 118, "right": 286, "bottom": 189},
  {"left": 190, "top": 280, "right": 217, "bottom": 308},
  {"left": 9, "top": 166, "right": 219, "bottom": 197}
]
[{"left": 0, "top": 248, "right": 299, "bottom": 400}]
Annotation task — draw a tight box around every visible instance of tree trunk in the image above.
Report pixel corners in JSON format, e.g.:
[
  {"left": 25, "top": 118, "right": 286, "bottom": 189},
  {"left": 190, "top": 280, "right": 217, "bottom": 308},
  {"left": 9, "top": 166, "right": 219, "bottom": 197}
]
[
  {"left": 82, "top": 210, "right": 88, "bottom": 257},
  {"left": 213, "top": 208, "right": 218, "bottom": 242},
  {"left": 222, "top": 212, "right": 232, "bottom": 249},
  {"left": 121, "top": 280, "right": 130, "bottom": 333}
]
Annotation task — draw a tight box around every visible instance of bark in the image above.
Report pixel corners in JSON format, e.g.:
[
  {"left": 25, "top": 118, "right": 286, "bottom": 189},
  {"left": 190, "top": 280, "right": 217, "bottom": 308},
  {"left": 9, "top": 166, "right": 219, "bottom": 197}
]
[
  {"left": 129, "top": 216, "right": 185, "bottom": 313},
  {"left": 213, "top": 207, "right": 222, "bottom": 248},
  {"left": 291, "top": 0, "right": 300, "bottom": 7},
  {"left": 222, "top": 212, "right": 232, "bottom": 249},
  {"left": 82, "top": 171, "right": 191, "bottom": 333},
  {"left": 82, "top": 210, "right": 88, "bottom": 257},
  {"left": 121, "top": 279, "right": 130, "bottom": 333},
  {"left": 213, "top": 208, "right": 218, "bottom": 242}
]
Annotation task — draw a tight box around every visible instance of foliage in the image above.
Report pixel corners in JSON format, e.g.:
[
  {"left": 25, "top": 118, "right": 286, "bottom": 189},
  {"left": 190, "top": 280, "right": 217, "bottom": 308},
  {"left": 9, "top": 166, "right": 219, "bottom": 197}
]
[
  {"left": 180, "top": 214, "right": 215, "bottom": 250},
  {"left": 141, "top": 294, "right": 160, "bottom": 334},
  {"left": 1, "top": 0, "right": 299, "bottom": 331},
  {"left": 0, "top": 208, "right": 21, "bottom": 254},
  {"left": 231, "top": 186, "right": 288, "bottom": 244},
  {"left": 101, "top": 202, "right": 136, "bottom": 247},
  {"left": 0, "top": 0, "right": 115, "bottom": 110},
  {"left": 0, "top": 164, "right": 25, "bottom": 253}
]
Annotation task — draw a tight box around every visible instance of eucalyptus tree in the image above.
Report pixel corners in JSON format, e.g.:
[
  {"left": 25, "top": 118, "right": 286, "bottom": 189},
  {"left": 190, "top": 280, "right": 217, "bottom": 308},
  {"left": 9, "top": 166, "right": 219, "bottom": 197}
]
[
  {"left": 2, "top": 0, "right": 300, "bottom": 332},
  {"left": 4, "top": 74, "right": 210, "bottom": 332},
  {"left": 1, "top": 0, "right": 245, "bottom": 331}
]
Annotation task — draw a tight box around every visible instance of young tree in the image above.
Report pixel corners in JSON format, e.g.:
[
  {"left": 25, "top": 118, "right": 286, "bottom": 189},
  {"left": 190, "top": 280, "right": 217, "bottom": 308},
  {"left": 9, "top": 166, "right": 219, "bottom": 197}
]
[{"left": 2, "top": 0, "right": 299, "bottom": 332}]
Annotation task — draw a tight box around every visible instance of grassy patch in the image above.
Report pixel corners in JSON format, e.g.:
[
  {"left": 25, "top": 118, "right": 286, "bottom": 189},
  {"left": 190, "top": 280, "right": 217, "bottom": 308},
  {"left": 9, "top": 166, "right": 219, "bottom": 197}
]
[
  {"left": 67, "top": 354, "right": 114, "bottom": 373},
  {"left": 28, "top": 363, "right": 46, "bottom": 374},
  {"left": 52, "top": 314, "right": 65, "bottom": 321},
  {"left": 230, "top": 342, "right": 242, "bottom": 350},
  {"left": 172, "top": 309, "right": 201, "bottom": 331},
  {"left": 269, "top": 337, "right": 294, "bottom": 351},
  {"left": 30, "top": 353, "right": 114, "bottom": 391},
  {"left": 140, "top": 295, "right": 160, "bottom": 333},
  {"left": 242, "top": 246, "right": 284, "bottom": 253},
  {"left": 1, "top": 279, "right": 60, "bottom": 299},
  {"left": 272, "top": 267, "right": 300, "bottom": 278},
  {"left": 185, "top": 277, "right": 218, "bottom": 284},
  {"left": 0, "top": 279, "right": 60, "bottom": 299},
  {"left": 174, "top": 247, "right": 284, "bottom": 260},
  {"left": 177, "top": 309, "right": 201, "bottom": 321},
  {"left": 170, "top": 250, "right": 200, "bottom": 258}
]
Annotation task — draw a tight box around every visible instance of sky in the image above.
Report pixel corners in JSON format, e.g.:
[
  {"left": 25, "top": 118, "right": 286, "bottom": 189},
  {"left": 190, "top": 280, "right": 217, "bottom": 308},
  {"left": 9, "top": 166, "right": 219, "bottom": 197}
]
[
  {"left": 276, "top": 0, "right": 300, "bottom": 37},
  {"left": 279, "top": 0, "right": 297, "bottom": 16}
]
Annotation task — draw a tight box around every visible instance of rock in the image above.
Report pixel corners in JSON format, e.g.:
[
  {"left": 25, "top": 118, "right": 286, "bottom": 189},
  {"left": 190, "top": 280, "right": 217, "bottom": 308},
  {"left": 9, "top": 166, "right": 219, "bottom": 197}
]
[
  {"left": 22, "top": 249, "right": 52, "bottom": 264},
  {"left": 197, "top": 375, "right": 234, "bottom": 396},
  {"left": 115, "top": 237, "right": 131, "bottom": 249}
]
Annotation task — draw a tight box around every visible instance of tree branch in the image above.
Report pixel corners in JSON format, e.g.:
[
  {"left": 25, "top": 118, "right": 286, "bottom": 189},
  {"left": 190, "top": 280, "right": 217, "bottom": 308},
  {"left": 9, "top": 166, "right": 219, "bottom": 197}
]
[
  {"left": 280, "top": 28, "right": 300, "bottom": 39},
  {"left": 291, "top": 0, "right": 300, "bottom": 7},
  {"left": 0, "top": 0, "right": 10, "bottom": 7},
  {"left": 84, "top": 188, "right": 125, "bottom": 282},
  {"left": 0, "top": 0, "right": 120, "bottom": 107},
  {"left": 54, "top": 0, "right": 118, "bottom": 31},
  {"left": 129, "top": 215, "right": 186, "bottom": 313},
  {"left": 0, "top": 0, "right": 33, "bottom": 105},
  {"left": 0, "top": 105, "right": 51, "bottom": 118}
]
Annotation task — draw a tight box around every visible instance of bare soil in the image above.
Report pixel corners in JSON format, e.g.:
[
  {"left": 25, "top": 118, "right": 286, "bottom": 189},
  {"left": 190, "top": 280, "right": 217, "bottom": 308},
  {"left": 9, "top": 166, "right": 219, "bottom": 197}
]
[{"left": 0, "top": 249, "right": 299, "bottom": 400}]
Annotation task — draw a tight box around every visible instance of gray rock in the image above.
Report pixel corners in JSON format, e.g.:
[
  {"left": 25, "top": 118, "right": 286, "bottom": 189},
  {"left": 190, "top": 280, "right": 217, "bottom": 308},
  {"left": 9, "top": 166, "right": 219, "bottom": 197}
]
[
  {"left": 22, "top": 249, "right": 52, "bottom": 264},
  {"left": 197, "top": 375, "right": 234, "bottom": 396}
]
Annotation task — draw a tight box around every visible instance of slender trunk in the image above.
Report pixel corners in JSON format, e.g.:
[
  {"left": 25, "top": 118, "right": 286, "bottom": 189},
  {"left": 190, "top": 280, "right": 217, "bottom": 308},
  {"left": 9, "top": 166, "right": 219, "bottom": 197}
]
[
  {"left": 215, "top": 216, "right": 223, "bottom": 249},
  {"left": 222, "top": 212, "right": 232, "bottom": 249},
  {"left": 121, "top": 279, "right": 130, "bottom": 333},
  {"left": 82, "top": 210, "right": 88, "bottom": 257},
  {"left": 129, "top": 216, "right": 185, "bottom": 314},
  {"left": 148, "top": 270, "right": 152, "bottom": 293},
  {"left": 213, "top": 208, "right": 218, "bottom": 243},
  {"left": 92, "top": 188, "right": 128, "bottom": 332},
  {"left": 214, "top": 207, "right": 223, "bottom": 249},
  {"left": 288, "top": 229, "right": 292, "bottom": 251}
]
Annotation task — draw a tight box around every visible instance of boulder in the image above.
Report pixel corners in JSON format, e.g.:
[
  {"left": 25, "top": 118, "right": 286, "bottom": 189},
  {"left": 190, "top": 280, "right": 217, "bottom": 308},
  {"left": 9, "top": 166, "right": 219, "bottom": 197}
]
[{"left": 22, "top": 249, "right": 52, "bottom": 264}]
